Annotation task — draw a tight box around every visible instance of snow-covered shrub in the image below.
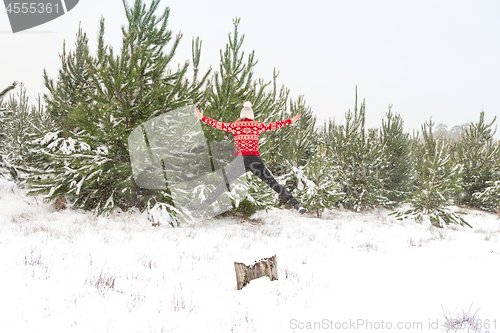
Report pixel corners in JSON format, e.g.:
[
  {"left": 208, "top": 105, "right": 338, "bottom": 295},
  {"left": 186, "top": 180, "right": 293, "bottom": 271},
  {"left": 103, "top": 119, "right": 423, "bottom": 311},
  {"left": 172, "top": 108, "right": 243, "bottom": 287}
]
[
  {"left": 321, "top": 93, "right": 390, "bottom": 212},
  {"left": 146, "top": 201, "right": 184, "bottom": 227},
  {"left": 27, "top": 129, "right": 117, "bottom": 212},
  {"left": 473, "top": 180, "right": 500, "bottom": 213},
  {"left": 378, "top": 106, "right": 413, "bottom": 205},
  {"left": 0, "top": 83, "right": 35, "bottom": 182},
  {"left": 277, "top": 145, "right": 344, "bottom": 217},
  {"left": 244, "top": 173, "right": 279, "bottom": 213},
  {"left": 455, "top": 112, "right": 498, "bottom": 208},
  {"left": 393, "top": 121, "right": 471, "bottom": 228}
]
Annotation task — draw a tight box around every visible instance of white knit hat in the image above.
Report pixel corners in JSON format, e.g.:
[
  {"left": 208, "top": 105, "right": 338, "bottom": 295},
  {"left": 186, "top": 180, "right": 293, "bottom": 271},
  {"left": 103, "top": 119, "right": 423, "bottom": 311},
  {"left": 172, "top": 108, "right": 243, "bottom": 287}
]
[{"left": 240, "top": 101, "right": 254, "bottom": 120}]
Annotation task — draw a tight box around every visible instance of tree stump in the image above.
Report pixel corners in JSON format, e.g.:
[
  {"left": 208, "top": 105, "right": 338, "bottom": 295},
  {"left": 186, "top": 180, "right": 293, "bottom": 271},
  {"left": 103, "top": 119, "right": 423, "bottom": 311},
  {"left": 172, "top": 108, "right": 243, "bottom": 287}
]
[
  {"left": 234, "top": 255, "right": 278, "bottom": 290},
  {"left": 54, "top": 197, "right": 67, "bottom": 211}
]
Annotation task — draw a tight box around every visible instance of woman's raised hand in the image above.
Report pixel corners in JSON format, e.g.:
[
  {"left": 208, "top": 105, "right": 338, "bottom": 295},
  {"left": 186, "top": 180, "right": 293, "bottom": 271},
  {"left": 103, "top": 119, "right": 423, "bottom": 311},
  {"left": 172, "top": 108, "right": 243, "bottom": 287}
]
[
  {"left": 291, "top": 113, "right": 301, "bottom": 123},
  {"left": 195, "top": 108, "right": 203, "bottom": 120}
]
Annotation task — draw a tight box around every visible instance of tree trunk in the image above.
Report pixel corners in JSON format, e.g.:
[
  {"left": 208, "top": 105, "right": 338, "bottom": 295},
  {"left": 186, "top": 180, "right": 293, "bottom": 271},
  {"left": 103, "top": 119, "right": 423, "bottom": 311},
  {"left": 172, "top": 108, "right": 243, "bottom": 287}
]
[{"left": 234, "top": 255, "right": 278, "bottom": 290}]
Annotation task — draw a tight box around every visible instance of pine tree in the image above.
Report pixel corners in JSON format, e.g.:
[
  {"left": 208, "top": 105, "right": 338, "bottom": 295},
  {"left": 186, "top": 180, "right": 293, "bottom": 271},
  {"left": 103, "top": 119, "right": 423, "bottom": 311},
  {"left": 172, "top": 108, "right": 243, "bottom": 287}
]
[
  {"left": 455, "top": 111, "right": 498, "bottom": 208},
  {"left": 473, "top": 179, "right": 500, "bottom": 213},
  {"left": 266, "top": 96, "right": 317, "bottom": 171},
  {"left": 24, "top": 95, "right": 54, "bottom": 183},
  {"left": 284, "top": 144, "right": 344, "bottom": 217},
  {"left": 0, "top": 82, "right": 36, "bottom": 182},
  {"left": 243, "top": 173, "right": 279, "bottom": 212},
  {"left": 379, "top": 105, "right": 413, "bottom": 205},
  {"left": 262, "top": 96, "right": 320, "bottom": 210},
  {"left": 323, "top": 87, "right": 387, "bottom": 211},
  {"left": 43, "top": 24, "right": 92, "bottom": 138},
  {"left": 202, "top": 18, "right": 288, "bottom": 154},
  {"left": 393, "top": 120, "right": 470, "bottom": 228},
  {"left": 203, "top": 18, "right": 288, "bottom": 133},
  {"left": 28, "top": 0, "right": 205, "bottom": 217},
  {"left": 0, "top": 81, "right": 17, "bottom": 179},
  {"left": 5, "top": 84, "right": 33, "bottom": 168},
  {"left": 471, "top": 138, "right": 500, "bottom": 213},
  {"left": 0, "top": 82, "right": 17, "bottom": 145},
  {"left": 28, "top": 24, "right": 94, "bottom": 198},
  {"left": 199, "top": 18, "right": 290, "bottom": 214}
]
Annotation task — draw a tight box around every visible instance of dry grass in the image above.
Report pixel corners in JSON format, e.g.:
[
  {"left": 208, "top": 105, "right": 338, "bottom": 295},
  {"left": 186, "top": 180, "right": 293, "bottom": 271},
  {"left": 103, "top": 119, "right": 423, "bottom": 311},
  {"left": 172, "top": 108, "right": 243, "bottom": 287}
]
[
  {"left": 85, "top": 267, "right": 117, "bottom": 290},
  {"left": 232, "top": 215, "right": 264, "bottom": 225},
  {"left": 126, "top": 271, "right": 140, "bottom": 281},
  {"left": 356, "top": 242, "right": 378, "bottom": 252},
  {"left": 441, "top": 303, "right": 492, "bottom": 333},
  {"left": 140, "top": 254, "right": 158, "bottom": 269},
  {"left": 182, "top": 228, "right": 198, "bottom": 239},
  {"left": 11, "top": 210, "right": 37, "bottom": 224},
  {"left": 23, "top": 247, "right": 43, "bottom": 266},
  {"left": 359, "top": 208, "right": 390, "bottom": 224},
  {"left": 473, "top": 228, "right": 490, "bottom": 234},
  {"left": 447, "top": 224, "right": 461, "bottom": 231},
  {"left": 126, "top": 293, "right": 146, "bottom": 312},
  {"left": 169, "top": 285, "right": 196, "bottom": 314},
  {"left": 260, "top": 225, "right": 283, "bottom": 238},
  {"left": 21, "top": 246, "right": 51, "bottom": 278},
  {"left": 20, "top": 223, "right": 50, "bottom": 236},
  {"left": 407, "top": 237, "right": 424, "bottom": 247},
  {"left": 427, "top": 226, "right": 455, "bottom": 241},
  {"left": 304, "top": 230, "right": 317, "bottom": 242},
  {"left": 283, "top": 268, "right": 299, "bottom": 280}
]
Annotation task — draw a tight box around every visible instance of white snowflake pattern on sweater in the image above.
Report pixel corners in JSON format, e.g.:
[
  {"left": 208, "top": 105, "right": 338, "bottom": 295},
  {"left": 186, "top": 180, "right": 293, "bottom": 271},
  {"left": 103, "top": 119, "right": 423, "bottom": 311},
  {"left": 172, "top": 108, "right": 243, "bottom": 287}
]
[{"left": 201, "top": 117, "right": 292, "bottom": 156}]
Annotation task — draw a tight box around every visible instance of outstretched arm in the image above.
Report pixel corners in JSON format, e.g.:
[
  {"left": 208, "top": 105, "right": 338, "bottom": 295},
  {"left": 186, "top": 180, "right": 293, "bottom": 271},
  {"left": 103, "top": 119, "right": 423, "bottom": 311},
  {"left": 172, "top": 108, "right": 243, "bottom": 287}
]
[
  {"left": 195, "top": 108, "right": 232, "bottom": 132},
  {"left": 261, "top": 113, "right": 301, "bottom": 132},
  {"left": 195, "top": 108, "right": 203, "bottom": 119},
  {"left": 291, "top": 113, "right": 301, "bottom": 123}
]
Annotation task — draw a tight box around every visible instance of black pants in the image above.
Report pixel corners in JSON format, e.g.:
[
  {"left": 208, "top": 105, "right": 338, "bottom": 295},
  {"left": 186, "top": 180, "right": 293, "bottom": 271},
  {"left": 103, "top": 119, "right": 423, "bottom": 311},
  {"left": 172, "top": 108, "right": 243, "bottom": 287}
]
[{"left": 200, "top": 155, "right": 297, "bottom": 209}]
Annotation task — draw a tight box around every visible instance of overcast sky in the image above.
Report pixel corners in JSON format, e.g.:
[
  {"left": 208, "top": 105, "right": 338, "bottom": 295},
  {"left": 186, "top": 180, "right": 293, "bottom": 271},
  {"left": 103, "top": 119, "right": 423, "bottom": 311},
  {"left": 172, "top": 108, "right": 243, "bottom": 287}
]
[{"left": 1, "top": 0, "right": 499, "bottom": 137}]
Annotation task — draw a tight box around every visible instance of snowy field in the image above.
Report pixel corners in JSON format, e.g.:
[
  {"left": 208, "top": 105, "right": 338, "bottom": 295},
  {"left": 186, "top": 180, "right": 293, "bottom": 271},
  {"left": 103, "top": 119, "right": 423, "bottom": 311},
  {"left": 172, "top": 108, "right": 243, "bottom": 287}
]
[{"left": 1, "top": 178, "right": 499, "bottom": 333}]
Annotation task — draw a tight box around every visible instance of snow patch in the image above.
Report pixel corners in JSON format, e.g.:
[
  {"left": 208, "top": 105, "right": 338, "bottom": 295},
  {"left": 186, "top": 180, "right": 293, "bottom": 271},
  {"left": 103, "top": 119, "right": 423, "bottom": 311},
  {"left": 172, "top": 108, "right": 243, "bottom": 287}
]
[
  {"left": 0, "top": 178, "right": 15, "bottom": 194},
  {"left": 0, "top": 190, "right": 499, "bottom": 332}
]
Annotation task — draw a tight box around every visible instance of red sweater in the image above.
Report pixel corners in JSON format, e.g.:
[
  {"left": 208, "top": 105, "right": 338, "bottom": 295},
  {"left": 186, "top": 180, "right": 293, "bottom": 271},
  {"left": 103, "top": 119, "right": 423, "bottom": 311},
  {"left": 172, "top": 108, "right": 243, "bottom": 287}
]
[{"left": 201, "top": 116, "right": 292, "bottom": 156}]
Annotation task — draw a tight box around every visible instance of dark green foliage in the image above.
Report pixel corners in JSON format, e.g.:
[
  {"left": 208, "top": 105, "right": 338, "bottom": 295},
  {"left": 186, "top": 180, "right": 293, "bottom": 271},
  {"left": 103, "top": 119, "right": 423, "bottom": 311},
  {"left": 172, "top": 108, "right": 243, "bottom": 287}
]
[
  {"left": 455, "top": 112, "right": 498, "bottom": 208},
  {"left": 4, "top": 84, "right": 32, "bottom": 167},
  {"left": 28, "top": 0, "right": 207, "bottom": 215},
  {"left": 265, "top": 96, "right": 318, "bottom": 171},
  {"left": 393, "top": 120, "right": 470, "bottom": 228},
  {"left": 379, "top": 105, "right": 413, "bottom": 205},
  {"left": 0, "top": 83, "right": 36, "bottom": 181},
  {"left": 473, "top": 180, "right": 500, "bottom": 213},
  {"left": 197, "top": 18, "right": 291, "bottom": 213},
  {"left": 232, "top": 197, "right": 258, "bottom": 217},
  {"left": 262, "top": 96, "right": 322, "bottom": 212},
  {"left": 290, "top": 144, "right": 344, "bottom": 217},
  {"left": 43, "top": 25, "right": 91, "bottom": 137},
  {"left": 2, "top": 0, "right": 499, "bottom": 227},
  {"left": 0, "top": 81, "right": 18, "bottom": 179},
  {"left": 201, "top": 18, "right": 288, "bottom": 156},
  {"left": 0, "top": 82, "right": 17, "bottom": 146},
  {"left": 321, "top": 88, "right": 388, "bottom": 211},
  {"left": 0, "top": 82, "right": 17, "bottom": 100}
]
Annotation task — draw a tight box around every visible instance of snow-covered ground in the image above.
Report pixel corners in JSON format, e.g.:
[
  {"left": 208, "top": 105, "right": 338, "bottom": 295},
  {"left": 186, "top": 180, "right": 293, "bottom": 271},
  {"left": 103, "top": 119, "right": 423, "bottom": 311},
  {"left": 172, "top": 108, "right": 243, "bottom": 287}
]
[{"left": 1, "top": 178, "right": 499, "bottom": 333}]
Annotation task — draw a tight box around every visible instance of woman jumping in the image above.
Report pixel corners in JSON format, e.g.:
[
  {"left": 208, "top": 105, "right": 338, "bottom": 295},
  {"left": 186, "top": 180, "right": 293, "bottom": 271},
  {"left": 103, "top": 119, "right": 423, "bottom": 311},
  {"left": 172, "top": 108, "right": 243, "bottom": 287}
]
[{"left": 194, "top": 101, "right": 307, "bottom": 215}]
